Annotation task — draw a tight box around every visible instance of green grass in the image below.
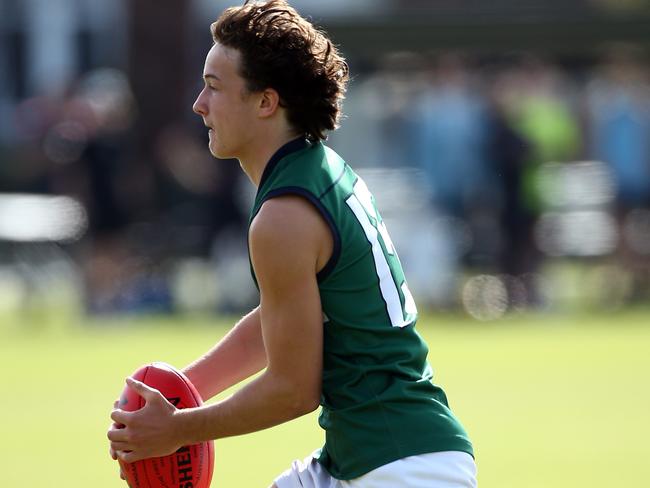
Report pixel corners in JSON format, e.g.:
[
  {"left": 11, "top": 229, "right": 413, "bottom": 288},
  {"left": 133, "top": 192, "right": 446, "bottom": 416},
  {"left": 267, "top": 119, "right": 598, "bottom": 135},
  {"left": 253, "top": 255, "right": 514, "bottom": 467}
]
[{"left": 1, "top": 310, "right": 649, "bottom": 487}]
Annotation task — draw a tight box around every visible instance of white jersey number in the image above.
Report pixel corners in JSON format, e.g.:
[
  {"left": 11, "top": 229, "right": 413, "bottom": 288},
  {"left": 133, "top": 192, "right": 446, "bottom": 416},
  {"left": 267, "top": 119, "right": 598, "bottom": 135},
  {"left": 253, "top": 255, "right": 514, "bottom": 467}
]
[{"left": 345, "top": 178, "right": 417, "bottom": 328}]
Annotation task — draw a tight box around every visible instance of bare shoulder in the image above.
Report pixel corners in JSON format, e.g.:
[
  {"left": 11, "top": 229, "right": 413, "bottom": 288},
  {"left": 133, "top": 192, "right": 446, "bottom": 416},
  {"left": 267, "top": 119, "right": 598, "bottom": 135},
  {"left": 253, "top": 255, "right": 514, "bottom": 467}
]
[{"left": 249, "top": 195, "right": 332, "bottom": 276}]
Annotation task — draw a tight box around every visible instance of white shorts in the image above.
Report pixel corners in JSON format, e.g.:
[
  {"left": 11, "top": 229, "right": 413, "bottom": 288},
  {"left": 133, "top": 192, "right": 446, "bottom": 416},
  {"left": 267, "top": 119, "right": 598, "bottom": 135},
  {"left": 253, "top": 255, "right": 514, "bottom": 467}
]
[{"left": 274, "top": 451, "right": 477, "bottom": 488}]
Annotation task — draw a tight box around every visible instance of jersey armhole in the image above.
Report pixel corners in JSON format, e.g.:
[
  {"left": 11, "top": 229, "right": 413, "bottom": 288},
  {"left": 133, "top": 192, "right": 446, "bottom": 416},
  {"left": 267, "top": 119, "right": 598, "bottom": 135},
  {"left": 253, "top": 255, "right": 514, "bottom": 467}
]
[{"left": 261, "top": 187, "right": 342, "bottom": 282}]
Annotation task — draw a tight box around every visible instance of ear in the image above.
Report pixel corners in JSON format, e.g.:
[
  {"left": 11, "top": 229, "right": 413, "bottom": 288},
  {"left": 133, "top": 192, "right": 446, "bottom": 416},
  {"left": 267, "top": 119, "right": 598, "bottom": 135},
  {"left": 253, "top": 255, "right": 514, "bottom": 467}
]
[{"left": 258, "top": 88, "right": 281, "bottom": 118}]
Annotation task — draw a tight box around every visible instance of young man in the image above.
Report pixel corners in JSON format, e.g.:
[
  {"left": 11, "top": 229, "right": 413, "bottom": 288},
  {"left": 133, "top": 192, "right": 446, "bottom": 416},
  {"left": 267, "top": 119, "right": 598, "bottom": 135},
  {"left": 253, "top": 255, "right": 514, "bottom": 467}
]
[{"left": 108, "top": 1, "right": 476, "bottom": 486}]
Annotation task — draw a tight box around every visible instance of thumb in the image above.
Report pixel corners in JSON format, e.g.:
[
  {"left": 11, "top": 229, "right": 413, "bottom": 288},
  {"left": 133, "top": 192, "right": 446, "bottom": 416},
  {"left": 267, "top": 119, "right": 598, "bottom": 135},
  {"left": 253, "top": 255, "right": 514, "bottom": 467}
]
[{"left": 126, "top": 377, "right": 162, "bottom": 403}]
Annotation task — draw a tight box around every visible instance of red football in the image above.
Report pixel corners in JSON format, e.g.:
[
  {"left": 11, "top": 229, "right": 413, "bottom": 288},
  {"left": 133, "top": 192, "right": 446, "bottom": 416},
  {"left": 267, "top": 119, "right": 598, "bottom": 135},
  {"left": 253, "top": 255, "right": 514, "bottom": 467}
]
[{"left": 117, "top": 362, "right": 214, "bottom": 488}]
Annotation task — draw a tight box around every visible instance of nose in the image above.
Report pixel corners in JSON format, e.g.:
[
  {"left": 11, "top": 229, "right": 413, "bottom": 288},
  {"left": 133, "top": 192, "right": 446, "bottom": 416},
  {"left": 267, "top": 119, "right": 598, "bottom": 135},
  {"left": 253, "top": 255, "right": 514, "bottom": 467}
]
[{"left": 193, "top": 89, "right": 207, "bottom": 117}]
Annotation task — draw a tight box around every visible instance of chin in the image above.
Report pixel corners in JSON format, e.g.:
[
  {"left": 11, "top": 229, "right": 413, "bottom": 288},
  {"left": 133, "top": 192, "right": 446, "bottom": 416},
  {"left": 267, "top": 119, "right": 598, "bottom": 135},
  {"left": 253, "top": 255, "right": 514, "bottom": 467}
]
[
  {"left": 211, "top": 141, "right": 239, "bottom": 160},
  {"left": 211, "top": 147, "right": 235, "bottom": 160},
  {"left": 208, "top": 139, "right": 224, "bottom": 158}
]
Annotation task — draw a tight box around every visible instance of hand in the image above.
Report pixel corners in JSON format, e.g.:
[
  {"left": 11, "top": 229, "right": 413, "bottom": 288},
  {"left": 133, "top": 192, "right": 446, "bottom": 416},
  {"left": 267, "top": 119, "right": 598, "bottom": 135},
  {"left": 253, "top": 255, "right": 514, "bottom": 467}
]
[
  {"left": 107, "top": 377, "right": 183, "bottom": 463},
  {"left": 108, "top": 400, "right": 126, "bottom": 480}
]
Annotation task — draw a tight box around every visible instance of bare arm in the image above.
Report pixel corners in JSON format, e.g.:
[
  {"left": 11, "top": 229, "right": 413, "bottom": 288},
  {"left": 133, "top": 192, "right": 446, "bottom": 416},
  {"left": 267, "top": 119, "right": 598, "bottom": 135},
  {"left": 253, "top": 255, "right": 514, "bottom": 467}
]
[
  {"left": 182, "top": 306, "right": 266, "bottom": 401},
  {"left": 108, "top": 303, "right": 265, "bottom": 468},
  {"left": 109, "top": 195, "right": 331, "bottom": 461}
]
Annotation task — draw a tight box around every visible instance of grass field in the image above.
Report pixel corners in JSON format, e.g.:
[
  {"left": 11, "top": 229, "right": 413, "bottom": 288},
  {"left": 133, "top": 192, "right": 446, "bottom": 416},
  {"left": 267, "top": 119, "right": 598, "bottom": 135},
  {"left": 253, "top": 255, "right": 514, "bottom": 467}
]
[{"left": 1, "top": 309, "right": 649, "bottom": 487}]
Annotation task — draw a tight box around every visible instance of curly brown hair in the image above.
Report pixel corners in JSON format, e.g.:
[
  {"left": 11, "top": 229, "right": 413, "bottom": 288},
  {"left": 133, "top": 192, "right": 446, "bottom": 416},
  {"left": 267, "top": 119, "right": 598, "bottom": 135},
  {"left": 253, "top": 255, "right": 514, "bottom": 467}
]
[{"left": 210, "top": 0, "right": 349, "bottom": 142}]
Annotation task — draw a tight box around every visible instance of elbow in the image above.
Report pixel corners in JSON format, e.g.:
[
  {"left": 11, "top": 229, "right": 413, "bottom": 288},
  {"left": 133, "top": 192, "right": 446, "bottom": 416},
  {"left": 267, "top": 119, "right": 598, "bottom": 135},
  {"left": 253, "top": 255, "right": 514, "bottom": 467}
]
[
  {"left": 266, "top": 368, "right": 321, "bottom": 418},
  {"left": 287, "top": 387, "right": 320, "bottom": 417},
  {"left": 280, "top": 381, "right": 320, "bottom": 417},
  {"left": 300, "top": 392, "right": 321, "bottom": 415}
]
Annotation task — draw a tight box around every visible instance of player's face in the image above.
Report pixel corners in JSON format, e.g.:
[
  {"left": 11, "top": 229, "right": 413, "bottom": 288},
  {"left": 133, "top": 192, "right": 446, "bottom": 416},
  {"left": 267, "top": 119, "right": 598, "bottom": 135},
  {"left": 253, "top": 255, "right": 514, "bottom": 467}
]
[{"left": 193, "top": 43, "right": 257, "bottom": 159}]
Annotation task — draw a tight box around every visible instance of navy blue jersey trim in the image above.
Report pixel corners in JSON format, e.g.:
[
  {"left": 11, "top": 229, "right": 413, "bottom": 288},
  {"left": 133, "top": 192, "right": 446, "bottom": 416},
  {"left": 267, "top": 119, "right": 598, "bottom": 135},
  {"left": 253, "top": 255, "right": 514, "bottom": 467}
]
[
  {"left": 257, "top": 137, "right": 310, "bottom": 191},
  {"left": 260, "top": 187, "right": 342, "bottom": 283}
]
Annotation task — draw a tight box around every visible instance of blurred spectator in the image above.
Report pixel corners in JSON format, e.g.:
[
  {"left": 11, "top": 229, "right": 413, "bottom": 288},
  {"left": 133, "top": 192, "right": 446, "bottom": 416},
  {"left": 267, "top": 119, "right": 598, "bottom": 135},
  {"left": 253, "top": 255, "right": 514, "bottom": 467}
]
[
  {"left": 504, "top": 59, "right": 582, "bottom": 212},
  {"left": 411, "top": 53, "right": 515, "bottom": 277},
  {"left": 48, "top": 69, "right": 172, "bottom": 314},
  {"left": 485, "top": 70, "right": 533, "bottom": 279},
  {"left": 585, "top": 46, "right": 650, "bottom": 210},
  {"left": 412, "top": 53, "right": 491, "bottom": 218},
  {"left": 584, "top": 45, "right": 650, "bottom": 301}
]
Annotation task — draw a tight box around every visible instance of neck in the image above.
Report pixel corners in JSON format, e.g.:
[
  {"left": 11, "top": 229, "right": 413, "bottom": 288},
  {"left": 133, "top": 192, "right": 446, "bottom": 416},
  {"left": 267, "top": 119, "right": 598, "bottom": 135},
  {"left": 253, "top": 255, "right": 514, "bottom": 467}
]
[{"left": 238, "top": 130, "right": 301, "bottom": 187}]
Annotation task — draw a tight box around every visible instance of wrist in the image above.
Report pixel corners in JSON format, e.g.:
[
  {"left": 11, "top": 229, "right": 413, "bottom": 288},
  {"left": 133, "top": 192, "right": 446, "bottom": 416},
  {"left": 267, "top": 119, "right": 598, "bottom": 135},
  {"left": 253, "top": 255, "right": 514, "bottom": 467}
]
[{"left": 173, "top": 405, "right": 208, "bottom": 446}]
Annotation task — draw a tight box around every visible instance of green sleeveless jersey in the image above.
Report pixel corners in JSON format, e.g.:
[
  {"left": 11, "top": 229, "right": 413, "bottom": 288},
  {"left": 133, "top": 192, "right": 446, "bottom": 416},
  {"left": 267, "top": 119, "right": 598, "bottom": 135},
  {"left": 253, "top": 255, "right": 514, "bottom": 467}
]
[{"left": 248, "top": 138, "right": 473, "bottom": 480}]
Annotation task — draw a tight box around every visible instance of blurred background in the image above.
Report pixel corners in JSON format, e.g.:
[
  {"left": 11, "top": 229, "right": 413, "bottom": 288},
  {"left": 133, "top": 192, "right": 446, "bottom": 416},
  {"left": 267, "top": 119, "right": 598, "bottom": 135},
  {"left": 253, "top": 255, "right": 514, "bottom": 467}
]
[
  {"left": 2, "top": 1, "right": 650, "bottom": 487},
  {"left": 1, "top": 0, "right": 650, "bottom": 319}
]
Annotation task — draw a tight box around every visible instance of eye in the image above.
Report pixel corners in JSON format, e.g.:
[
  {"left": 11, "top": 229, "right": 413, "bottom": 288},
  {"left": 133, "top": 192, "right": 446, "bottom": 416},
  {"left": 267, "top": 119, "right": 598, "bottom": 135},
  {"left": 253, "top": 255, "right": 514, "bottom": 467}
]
[{"left": 200, "top": 79, "right": 217, "bottom": 92}]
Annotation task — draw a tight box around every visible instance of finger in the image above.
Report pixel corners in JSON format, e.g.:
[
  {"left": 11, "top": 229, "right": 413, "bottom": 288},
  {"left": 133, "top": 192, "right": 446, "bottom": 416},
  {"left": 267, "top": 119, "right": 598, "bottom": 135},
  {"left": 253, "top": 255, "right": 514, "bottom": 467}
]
[
  {"left": 126, "top": 377, "right": 161, "bottom": 403},
  {"left": 118, "top": 449, "right": 143, "bottom": 464},
  {"left": 110, "top": 440, "right": 132, "bottom": 452},
  {"left": 107, "top": 426, "right": 129, "bottom": 442},
  {"left": 109, "top": 410, "right": 131, "bottom": 428},
  {"left": 109, "top": 447, "right": 117, "bottom": 460}
]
